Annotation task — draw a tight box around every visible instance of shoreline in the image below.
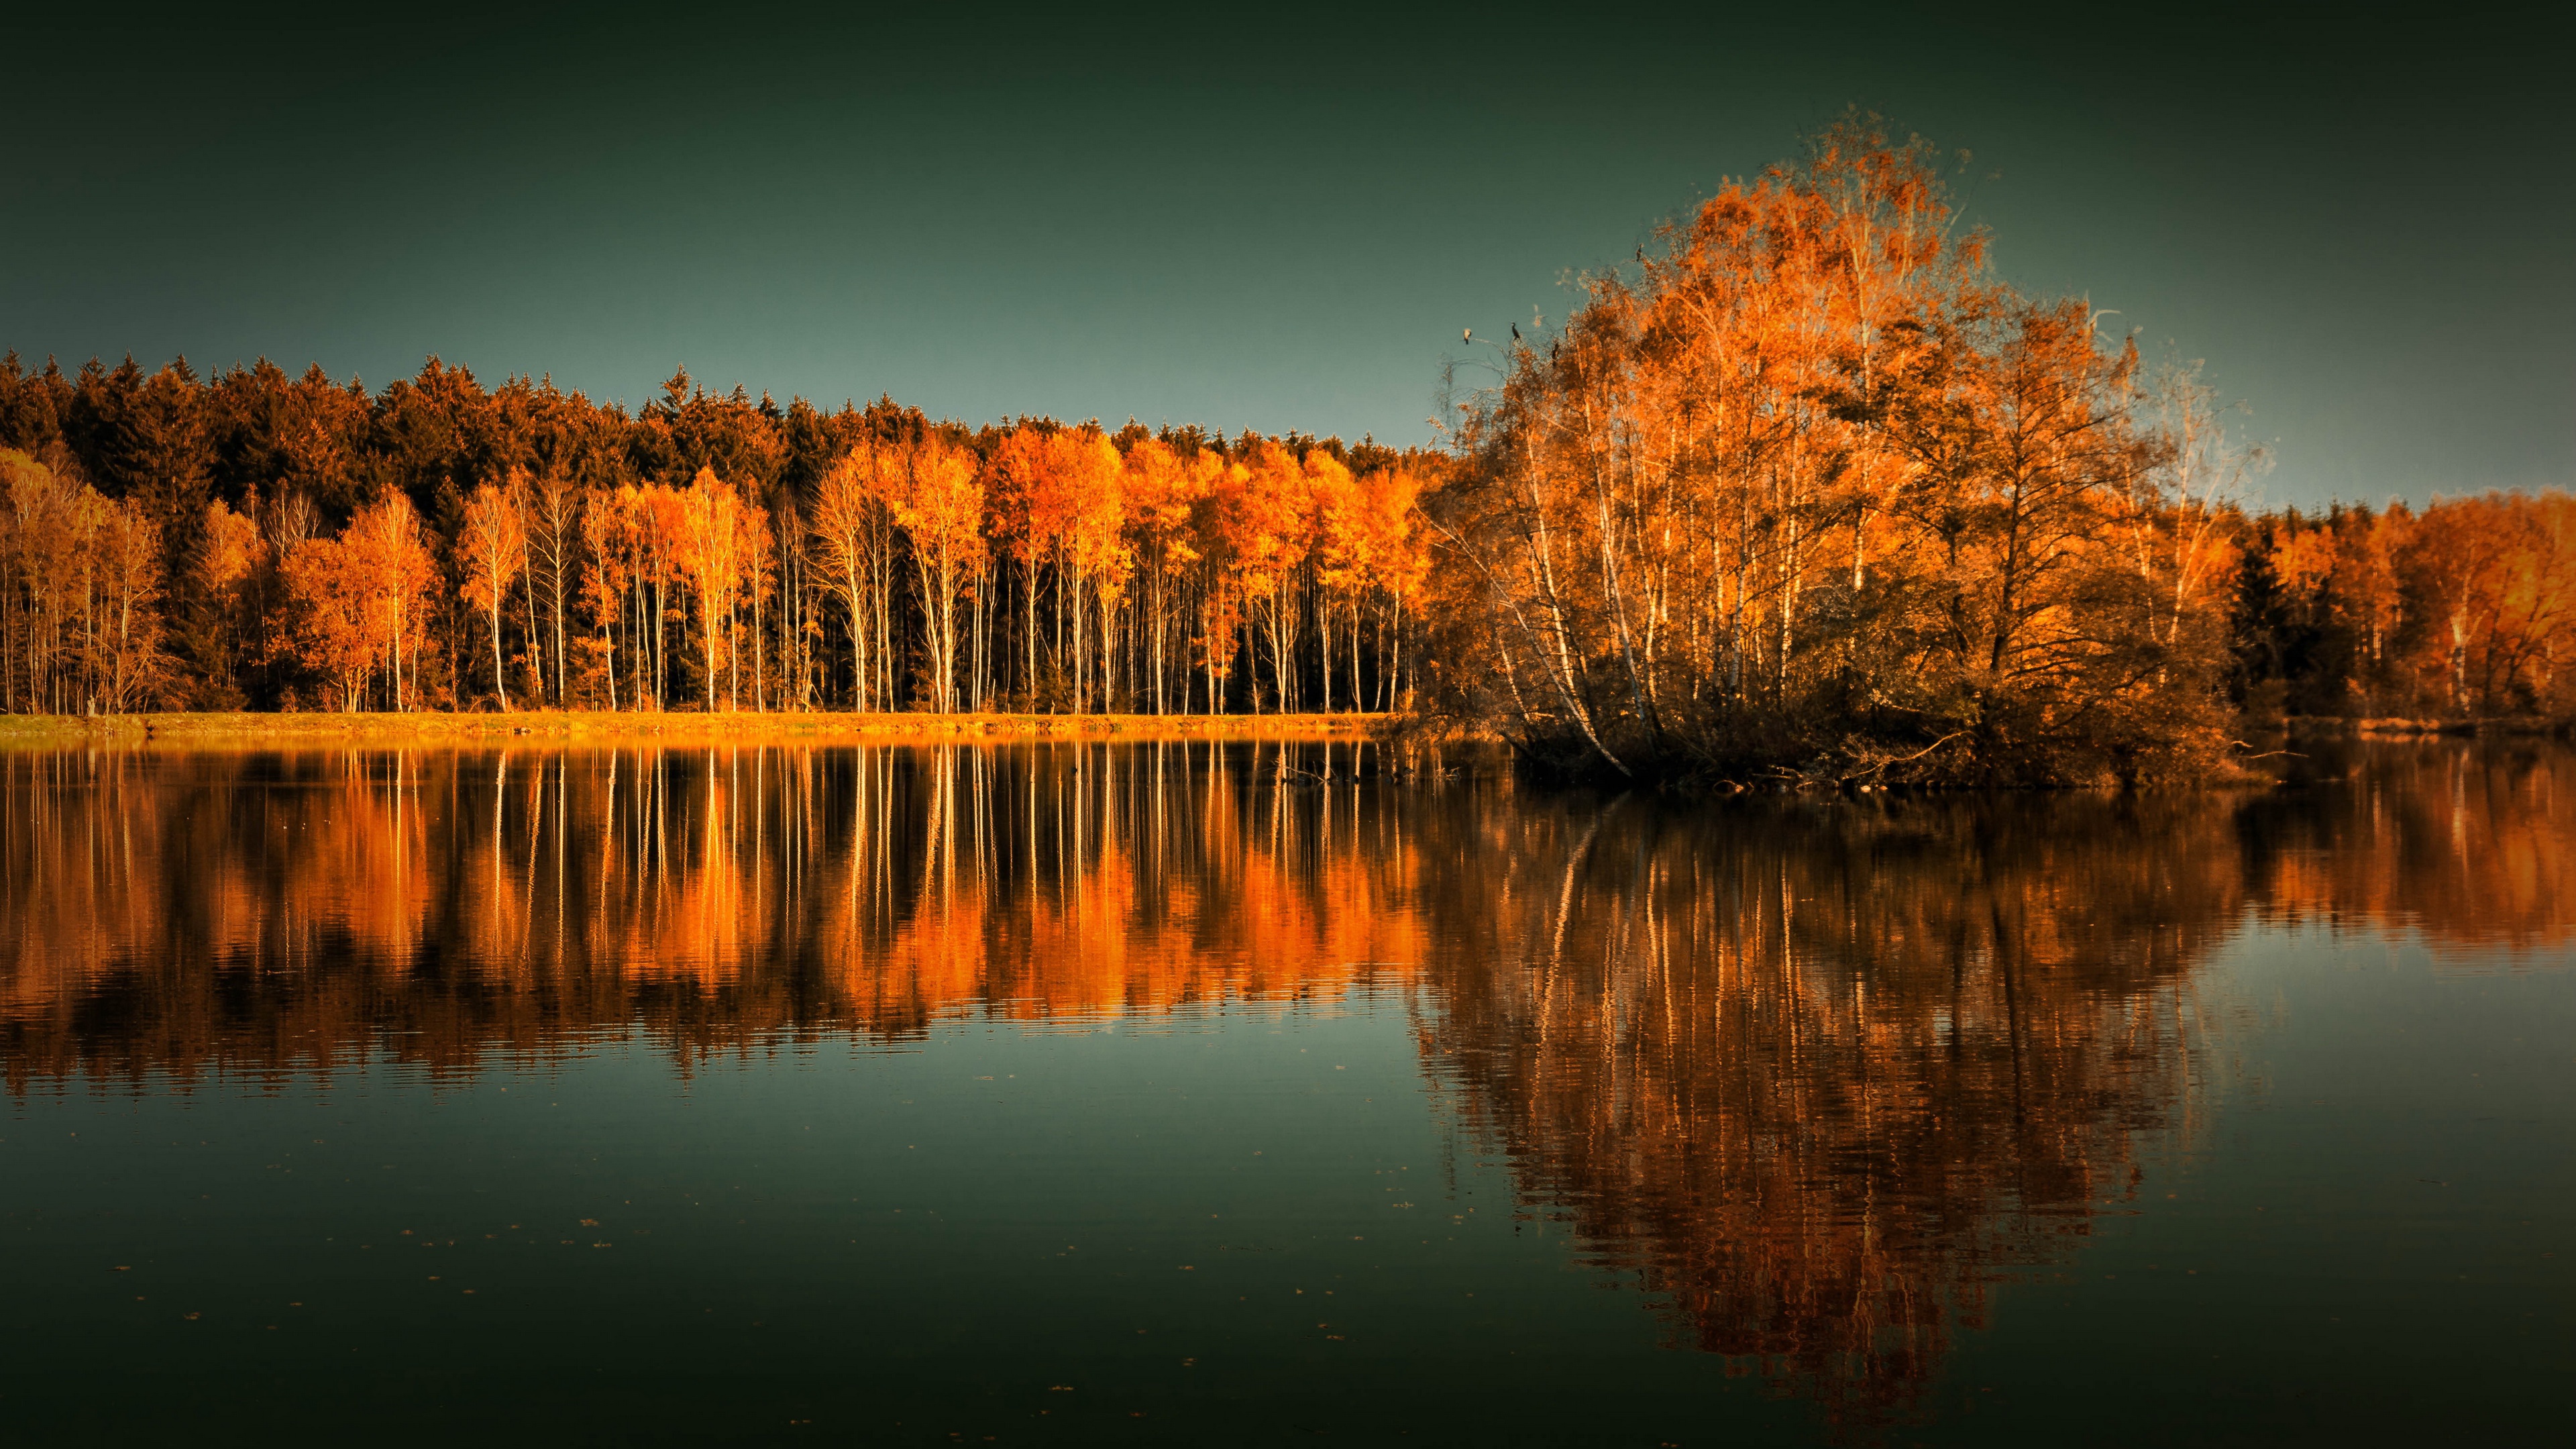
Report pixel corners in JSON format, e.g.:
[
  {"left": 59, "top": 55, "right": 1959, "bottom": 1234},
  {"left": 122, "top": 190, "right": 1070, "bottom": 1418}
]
[
  {"left": 0, "top": 709, "right": 1399, "bottom": 750},
  {"left": 2281, "top": 714, "right": 2567, "bottom": 737}
]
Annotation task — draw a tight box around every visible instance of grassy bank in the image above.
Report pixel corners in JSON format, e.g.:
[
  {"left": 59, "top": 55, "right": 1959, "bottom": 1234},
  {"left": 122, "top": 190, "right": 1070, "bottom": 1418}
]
[{"left": 0, "top": 709, "right": 1395, "bottom": 749}]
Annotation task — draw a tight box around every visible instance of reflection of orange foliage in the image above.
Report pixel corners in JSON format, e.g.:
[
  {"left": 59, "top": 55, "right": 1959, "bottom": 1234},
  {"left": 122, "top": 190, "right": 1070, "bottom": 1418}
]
[
  {"left": 2248, "top": 744, "right": 2576, "bottom": 957},
  {"left": 0, "top": 740, "right": 1428, "bottom": 1085},
  {"left": 852, "top": 744, "right": 1424, "bottom": 1026},
  {"left": 5, "top": 742, "right": 2559, "bottom": 1092},
  {"left": 2, "top": 738, "right": 2570, "bottom": 1424},
  {"left": 1413, "top": 790, "right": 2247, "bottom": 1425}
]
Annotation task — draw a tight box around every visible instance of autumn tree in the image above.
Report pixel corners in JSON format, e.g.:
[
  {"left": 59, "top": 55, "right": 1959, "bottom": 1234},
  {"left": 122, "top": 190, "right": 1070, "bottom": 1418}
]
[
  {"left": 527, "top": 470, "right": 581, "bottom": 706},
  {"left": 677, "top": 465, "right": 755, "bottom": 711},
  {"left": 809, "top": 444, "right": 900, "bottom": 710},
  {"left": 888, "top": 434, "right": 987, "bottom": 713},
  {"left": 1234, "top": 441, "right": 1313, "bottom": 713},
  {"left": 193, "top": 496, "right": 268, "bottom": 703},
  {"left": 279, "top": 532, "right": 371, "bottom": 710},
  {"left": 345, "top": 490, "right": 437, "bottom": 710},
  {"left": 1059, "top": 430, "right": 1128, "bottom": 712},
  {"left": 459, "top": 472, "right": 531, "bottom": 710},
  {"left": 1122, "top": 437, "right": 1218, "bottom": 713}
]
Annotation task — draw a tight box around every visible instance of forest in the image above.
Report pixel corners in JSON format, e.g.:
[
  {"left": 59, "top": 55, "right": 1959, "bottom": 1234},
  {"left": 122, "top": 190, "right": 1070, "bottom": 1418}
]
[
  {"left": 0, "top": 117, "right": 2568, "bottom": 782},
  {"left": 0, "top": 364, "right": 1436, "bottom": 722}
]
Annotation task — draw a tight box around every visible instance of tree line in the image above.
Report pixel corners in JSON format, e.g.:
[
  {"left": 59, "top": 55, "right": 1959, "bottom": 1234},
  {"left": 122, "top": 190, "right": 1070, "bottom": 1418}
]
[
  {"left": 1426, "top": 113, "right": 2575, "bottom": 784},
  {"left": 1, "top": 115, "right": 2567, "bottom": 771},
  {"left": 0, "top": 361, "right": 1433, "bottom": 717}
]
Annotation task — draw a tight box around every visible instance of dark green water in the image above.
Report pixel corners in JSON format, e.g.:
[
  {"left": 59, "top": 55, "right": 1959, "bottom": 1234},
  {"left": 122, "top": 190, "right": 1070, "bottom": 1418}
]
[{"left": 2, "top": 740, "right": 2569, "bottom": 1445}]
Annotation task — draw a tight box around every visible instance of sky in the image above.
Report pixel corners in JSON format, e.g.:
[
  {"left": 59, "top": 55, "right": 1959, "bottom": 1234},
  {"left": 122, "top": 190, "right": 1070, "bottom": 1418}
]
[{"left": 4, "top": 1, "right": 2569, "bottom": 507}]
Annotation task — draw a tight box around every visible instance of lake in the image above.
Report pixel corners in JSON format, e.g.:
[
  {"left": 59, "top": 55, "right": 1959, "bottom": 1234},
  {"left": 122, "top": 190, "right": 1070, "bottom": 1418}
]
[{"left": 2, "top": 738, "right": 2569, "bottom": 1446}]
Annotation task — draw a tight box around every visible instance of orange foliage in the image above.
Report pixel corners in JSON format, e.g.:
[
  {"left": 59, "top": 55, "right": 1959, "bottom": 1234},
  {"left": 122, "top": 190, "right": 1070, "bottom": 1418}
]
[
  {"left": 280, "top": 489, "right": 435, "bottom": 712},
  {"left": 886, "top": 435, "right": 986, "bottom": 712},
  {"left": 459, "top": 473, "right": 531, "bottom": 710},
  {"left": 2247, "top": 492, "right": 2576, "bottom": 717},
  {"left": 0, "top": 448, "right": 172, "bottom": 712}
]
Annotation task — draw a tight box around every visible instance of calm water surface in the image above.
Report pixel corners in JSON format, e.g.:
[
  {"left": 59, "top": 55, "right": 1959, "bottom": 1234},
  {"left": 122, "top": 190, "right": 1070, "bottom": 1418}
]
[{"left": 1, "top": 739, "right": 2569, "bottom": 1446}]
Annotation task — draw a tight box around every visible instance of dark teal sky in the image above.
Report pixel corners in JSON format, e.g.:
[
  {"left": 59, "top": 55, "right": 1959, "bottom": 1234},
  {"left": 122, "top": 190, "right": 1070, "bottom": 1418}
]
[{"left": 5, "top": 2, "right": 2567, "bottom": 506}]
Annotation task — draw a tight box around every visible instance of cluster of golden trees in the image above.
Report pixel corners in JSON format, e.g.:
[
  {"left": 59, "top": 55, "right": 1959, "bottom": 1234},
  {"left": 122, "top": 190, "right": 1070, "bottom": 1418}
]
[
  {"left": 0, "top": 354, "right": 1434, "bottom": 719},
  {"left": 1432, "top": 115, "right": 2234, "bottom": 782},
  {"left": 1425, "top": 115, "right": 2574, "bottom": 782},
  {"left": 0, "top": 449, "right": 168, "bottom": 712},
  {"left": 200, "top": 423, "right": 1430, "bottom": 718},
  {"left": 7, "top": 737, "right": 2565, "bottom": 1415},
  {"left": 2239, "top": 490, "right": 2576, "bottom": 720}
]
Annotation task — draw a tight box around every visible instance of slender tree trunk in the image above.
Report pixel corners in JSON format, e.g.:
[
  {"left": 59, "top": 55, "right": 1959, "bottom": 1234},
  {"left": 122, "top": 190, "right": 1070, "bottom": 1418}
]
[{"left": 489, "top": 592, "right": 508, "bottom": 712}]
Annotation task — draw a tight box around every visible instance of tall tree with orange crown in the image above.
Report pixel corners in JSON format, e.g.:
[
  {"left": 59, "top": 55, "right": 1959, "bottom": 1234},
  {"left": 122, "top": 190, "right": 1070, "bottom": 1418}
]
[
  {"left": 458, "top": 473, "right": 530, "bottom": 711},
  {"left": 890, "top": 434, "right": 986, "bottom": 713}
]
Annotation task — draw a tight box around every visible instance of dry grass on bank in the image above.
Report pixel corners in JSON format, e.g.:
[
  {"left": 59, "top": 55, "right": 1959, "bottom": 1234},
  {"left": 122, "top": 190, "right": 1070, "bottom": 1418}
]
[{"left": 0, "top": 709, "right": 1395, "bottom": 750}]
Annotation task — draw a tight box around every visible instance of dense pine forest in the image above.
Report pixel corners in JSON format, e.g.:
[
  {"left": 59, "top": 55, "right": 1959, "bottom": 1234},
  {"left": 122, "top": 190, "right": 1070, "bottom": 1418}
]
[{"left": 1, "top": 117, "right": 2567, "bottom": 783}]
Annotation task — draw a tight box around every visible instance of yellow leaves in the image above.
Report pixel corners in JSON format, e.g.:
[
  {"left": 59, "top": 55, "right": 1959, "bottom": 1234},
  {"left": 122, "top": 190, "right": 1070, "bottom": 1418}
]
[
  {"left": 809, "top": 447, "right": 895, "bottom": 576},
  {"left": 667, "top": 465, "right": 777, "bottom": 708},
  {"left": 279, "top": 489, "right": 435, "bottom": 699},
  {"left": 2400, "top": 492, "right": 2576, "bottom": 710},
  {"left": 199, "top": 499, "right": 266, "bottom": 592},
  {"left": 678, "top": 466, "right": 754, "bottom": 606},
  {"left": 1121, "top": 437, "right": 1199, "bottom": 529},
  {"left": 888, "top": 435, "right": 988, "bottom": 574},
  {"left": 993, "top": 423, "right": 1127, "bottom": 579},
  {"left": 1217, "top": 441, "right": 1310, "bottom": 590},
  {"left": 279, "top": 533, "right": 374, "bottom": 697},
  {"left": 2268, "top": 527, "right": 2337, "bottom": 602},
  {"left": 1354, "top": 470, "right": 1430, "bottom": 604},
  {"left": 0, "top": 445, "right": 50, "bottom": 497},
  {"left": 459, "top": 476, "right": 529, "bottom": 615}
]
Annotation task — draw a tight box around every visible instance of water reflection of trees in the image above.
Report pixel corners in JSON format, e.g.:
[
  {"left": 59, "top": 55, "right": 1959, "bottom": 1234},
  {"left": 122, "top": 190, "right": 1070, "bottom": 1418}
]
[
  {"left": 0, "top": 740, "right": 1428, "bottom": 1086},
  {"left": 2242, "top": 743, "right": 2576, "bottom": 958},
  {"left": 2, "top": 740, "right": 2567, "bottom": 1421},
  {"left": 1409, "top": 791, "right": 2241, "bottom": 1425},
  {"left": 1398, "top": 744, "right": 2573, "bottom": 1425}
]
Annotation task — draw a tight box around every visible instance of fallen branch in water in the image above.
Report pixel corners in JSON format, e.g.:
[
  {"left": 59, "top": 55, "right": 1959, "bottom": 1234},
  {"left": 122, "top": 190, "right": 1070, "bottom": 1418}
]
[{"left": 1838, "top": 732, "right": 1970, "bottom": 785}]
